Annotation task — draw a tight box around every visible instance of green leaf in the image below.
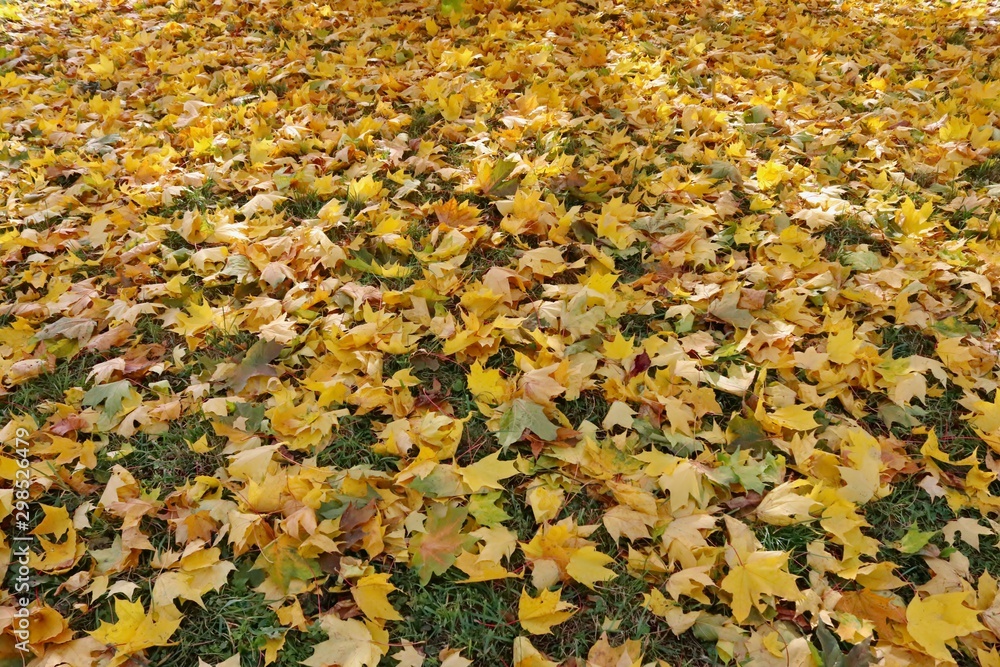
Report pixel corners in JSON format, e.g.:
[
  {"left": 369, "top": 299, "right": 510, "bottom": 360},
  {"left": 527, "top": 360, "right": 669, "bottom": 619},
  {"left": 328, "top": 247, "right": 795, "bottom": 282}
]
[
  {"left": 439, "top": 0, "right": 463, "bottom": 14},
  {"left": 408, "top": 466, "right": 467, "bottom": 498},
  {"left": 841, "top": 250, "right": 881, "bottom": 272},
  {"left": 744, "top": 105, "right": 771, "bottom": 123},
  {"left": 468, "top": 490, "right": 511, "bottom": 526},
  {"left": 254, "top": 535, "right": 322, "bottom": 594},
  {"left": 564, "top": 334, "right": 603, "bottom": 356},
  {"left": 484, "top": 158, "right": 519, "bottom": 197},
  {"left": 408, "top": 503, "right": 475, "bottom": 584},
  {"left": 82, "top": 380, "right": 135, "bottom": 417},
  {"left": 894, "top": 523, "right": 936, "bottom": 554},
  {"left": 845, "top": 638, "right": 873, "bottom": 667},
  {"left": 716, "top": 450, "right": 779, "bottom": 494},
  {"left": 229, "top": 339, "right": 284, "bottom": 391},
  {"left": 496, "top": 398, "right": 559, "bottom": 448},
  {"left": 931, "top": 316, "right": 981, "bottom": 338},
  {"left": 726, "top": 415, "right": 771, "bottom": 456},
  {"left": 816, "top": 622, "right": 845, "bottom": 667}
]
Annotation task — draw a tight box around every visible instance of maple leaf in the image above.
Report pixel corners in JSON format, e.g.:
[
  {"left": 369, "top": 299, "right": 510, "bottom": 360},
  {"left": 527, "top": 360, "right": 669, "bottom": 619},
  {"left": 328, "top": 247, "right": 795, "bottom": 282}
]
[
  {"left": 512, "top": 637, "right": 558, "bottom": 667},
  {"left": 228, "top": 338, "right": 284, "bottom": 391},
  {"left": 899, "top": 196, "right": 935, "bottom": 236},
  {"left": 566, "top": 546, "right": 617, "bottom": 589},
  {"left": 460, "top": 451, "right": 519, "bottom": 493},
  {"left": 10, "top": 0, "right": 1000, "bottom": 662},
  {"left": 90, "top": 599, "right": 183, "bottom": 666},
  {"left": 496, "top": 398, "right": 559, "bottom": 448},
  {"left": 518, "top": 587, "right": 578, "bottom": 634},
  {"left": 906, "top": 592, "right": 985, "bottom": 662},
  {"left": 409, "top": 503, "right": 476, "bottom": 584},
  {"left": 303, "top": 616, "right": 387, "bottom": 667},
  {"left": 352, "top": 573, "right": 404, "bottom": 621},
  {"left": 82, "top": 380, "right": 136, "bottom": 417},
  {"left": 253, "top": 535, "right": 323, "bottom": 595},
  {"left": 151, "top": 546, "right": 236, "bottom": 607},
  {"left": 942, "top": 517, "right": 992, "bottom": 551},
  {"left": 719, "top": 518, "right": 802, "bottom": 623},
  {"left": 756, "top": 160, "right": 789, "bottom": 191}
]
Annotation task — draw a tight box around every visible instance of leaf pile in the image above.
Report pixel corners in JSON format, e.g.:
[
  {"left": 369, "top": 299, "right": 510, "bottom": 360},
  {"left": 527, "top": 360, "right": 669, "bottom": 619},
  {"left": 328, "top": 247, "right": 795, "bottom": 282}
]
[{"left": 2, "top": 0, "right": 1000, "bottom": 665}]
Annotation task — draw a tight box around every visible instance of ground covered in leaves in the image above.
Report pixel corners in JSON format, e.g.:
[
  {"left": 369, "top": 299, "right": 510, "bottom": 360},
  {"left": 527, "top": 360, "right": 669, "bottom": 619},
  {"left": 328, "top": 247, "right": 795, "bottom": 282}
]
[{"left": 2, "top": 0, "right": 1000, "bottom": 664}]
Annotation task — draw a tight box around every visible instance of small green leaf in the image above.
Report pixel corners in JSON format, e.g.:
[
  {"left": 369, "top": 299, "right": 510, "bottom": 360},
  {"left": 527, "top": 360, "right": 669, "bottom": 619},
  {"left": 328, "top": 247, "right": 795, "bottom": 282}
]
[
  {"left": 409, "top": 503, "right": 475, "bottom": 584},
  {"left": 468, "top": 490, "right": 512, "bottom": 526},
  {"left": 894, "top": 523, "right": 936, "bottom": 554},
  {"left": 83, "top": 380, "right": 135, "bottom": 417},
  {"left": 816, "top": 622, "right": 845, "bottom": 667},
  {"left": 229, "top": 339, "right": 283, "bottom": 391},
  {"left": 496, "top": 398, "right": 559, "bottom": 448},
  {"left": 841, "top": 250, "right": 881, "bottom": 271}
]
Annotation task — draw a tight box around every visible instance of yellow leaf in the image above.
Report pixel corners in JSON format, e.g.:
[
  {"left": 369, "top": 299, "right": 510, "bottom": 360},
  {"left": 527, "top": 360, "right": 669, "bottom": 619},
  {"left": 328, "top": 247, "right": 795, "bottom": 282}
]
[
  {"left": 439, "top": 94, "right": 465, "bottom": 122},
  {"left": 939, "top": 116, "right": 972, "bottom": 142},
  {"left": 303, "top": 616, "right": 386, "bottom": 667},
  {"left": 467, "top": 361, "right": 509, "bottom": 405},
  {"left": 751, "top": 481, "right": 819, "bottom": 526},
  {"left": 460, "top": 451, "right": 519, "bottom": 493},
  {"left": 199, "top": 656, "right": 241, "bottom": 667},
  {"left": 90, "top": 599, "right": 183, "bottom": 667},
  {"left": 352, "top": 573, "right": 404, "bottom": 621},
  {"left": 249, "top": 139, "right": 275, "bottom": 166},
  {"left": 186, "top": 435, "right": 215, "bottom": 453},
  {"left": 263, "top": 631, "right": 287, "bottom": 665},
  {"left": 766, "top": 405, "right": 818, "bottom": 432},
  {"left": 566, "top": 546, "right": 616, "bottom": 589},
  {"left": 827, "top": 323, "right": 862, "bottom": 365},
  {"left": 347, "top": 175, "right": 383, "bottom": 204},
  {"left": 899, "top": 196, "right": 935, "bottom": 236},
  {"left": 642, "top": 589, "right": 700, "bottom": 635},
  {"left": 756, "top": 160, "right": 788, "bottom": 191},
  {"left": 749, "top": 194, "right": 774, "bottom": 211},
  {"left": 518, "top": 587, "right": 577, "bottom": 635},
  {"left": 455, "top": 552, "right": 518, "bottom": 582},
  {"left": 719, "top": 517, "right": 801, "bottom": 623},
  {"left": 836, "top": 429, "right": 886, "bottom": 505},
  {"left": 906, "top": 592, "right": 985, "bottom": 662},
  {"left": 603, "top": 332, "right": 634, "bottom": 361},
  {"left": 32, "top": 504, "right": 73, "bottom": 538},
  {"left": 392, "top": 643, "right": 426, "bottom": 667},
  {"left": 527, "top": 485, "right": 564, "bottom": 523},
  {"left": 151, "top": 547, "right": 236, "bottom": 607},
  {"left": 88, "top": 55, "right": 116, "bottom": 77},
  {"left": 513, "top": 637, "right": 558, "bottom": 667}
]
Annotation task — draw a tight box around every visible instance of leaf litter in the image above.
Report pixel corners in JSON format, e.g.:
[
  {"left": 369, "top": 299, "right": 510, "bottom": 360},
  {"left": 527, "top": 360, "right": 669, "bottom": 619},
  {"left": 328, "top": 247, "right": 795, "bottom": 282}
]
[{"left": 2, "top": 0, "right": 1000, "bottom": 665}]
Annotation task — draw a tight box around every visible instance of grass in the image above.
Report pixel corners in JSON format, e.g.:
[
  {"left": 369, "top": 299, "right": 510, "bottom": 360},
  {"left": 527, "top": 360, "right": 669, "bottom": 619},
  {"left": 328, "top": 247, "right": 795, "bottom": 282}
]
[
  {"left": 877, "top": 325, "right": 936, "bottom": 359},
  {"left": 863, "top": 479, "right": 953, "bottom": 594},
  {"left": 316, "top": 414, "right": 397, "bottom": 471},
  {"left": 103, "top": 415, "right": 225, "bottom": 491},
  {"left": 822, "top": 216, "right": 889, "bottom": 259},
  {"left": 464, "top": 244, "right": 518, "bottom": 281},
  {"left": 529, "top": 569, "right": 721, "bottom": 666},
  {"left": 963, "top": 156, "right": 1000, "bottom": 187},
  {"left": 144, "top": 567, "right": 325, "bottom": 667},
  {"left": 1, "top": 350, "right": 107, "bottom": 423},
  {"left": 390, "top": 567, "right": 522, "bottom": 667},
  {"left": 3, "top": 312, "right": 987, "bottom": 667},
  {"left": 281, "top": 192, "right": 327, "bottom": 221},
  {"left": 386, "top": 492, "right": 720, "bottom": 667},
  {"left": 159, "top": 180, "right": 222, "bottom": 217},
  {"left": 754, "top": 523, "right": 824, "bottom": 578},
  {"left": 558, "top": 391, "right": 611, "bottom": 429}
]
